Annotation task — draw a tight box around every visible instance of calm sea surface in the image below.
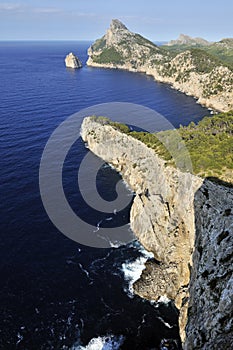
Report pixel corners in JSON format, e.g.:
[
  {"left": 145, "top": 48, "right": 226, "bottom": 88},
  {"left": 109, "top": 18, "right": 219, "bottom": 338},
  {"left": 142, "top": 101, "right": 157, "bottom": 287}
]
[{"left": 0, "top": 41, "right": 211, "bottom": 349}]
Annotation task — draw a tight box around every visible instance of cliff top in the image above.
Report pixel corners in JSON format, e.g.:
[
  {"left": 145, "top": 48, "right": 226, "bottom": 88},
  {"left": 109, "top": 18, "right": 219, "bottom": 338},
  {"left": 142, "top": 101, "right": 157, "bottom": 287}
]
[{"left": 88, "top": 112, "right": 233, "bottom": 185}]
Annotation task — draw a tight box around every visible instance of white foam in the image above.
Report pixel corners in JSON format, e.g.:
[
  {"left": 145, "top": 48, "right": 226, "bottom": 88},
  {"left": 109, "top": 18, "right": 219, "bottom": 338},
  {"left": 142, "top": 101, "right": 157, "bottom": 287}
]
[
  {"left": 157, "top": 296, "right": 171, "bottom": 304},
  {"left": 121, "top": 243, "right": 154, "bottom": 297},
  {"left": 72, "top": 334, "right": 124, "bottom": 350},
  {"left": 93, "top": 220, "right": 103, "bottom": 233},
  {"left": 157, "top": 316, "right": 173, "bottom": 329},
  {"left": 122, "top": 256, "right": 148, "bottom": 296},
  {"left": 109, "top": 241, "right": 123, "bottom": 248}
]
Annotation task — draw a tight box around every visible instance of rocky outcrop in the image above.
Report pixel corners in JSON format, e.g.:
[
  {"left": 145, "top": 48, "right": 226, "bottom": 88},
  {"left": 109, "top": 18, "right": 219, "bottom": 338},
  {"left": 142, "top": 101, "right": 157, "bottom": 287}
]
[
  {"left": 185, "top": 181, "right": 233, "bottom": 349},
  {"left": 87, "top": 20, "right": 233, "bottom": 112},
  {"left": 80, "top": 117, "right": 233, "bottom": 348},
  {"left": 166, "top": 34, "right": 210, "bottom": 47},
  {"left": 65, "top": 52, "right": 82, "bottom": 69}
]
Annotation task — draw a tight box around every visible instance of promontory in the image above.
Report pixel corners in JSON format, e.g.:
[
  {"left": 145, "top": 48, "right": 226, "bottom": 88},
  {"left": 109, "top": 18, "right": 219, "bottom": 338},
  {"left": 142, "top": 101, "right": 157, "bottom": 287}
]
[
  {"left": 81, "top": 115, "right": 233, "bottom": 349},
  {"left": 87, "top": 19, "right": 233, "bottom": 112}
]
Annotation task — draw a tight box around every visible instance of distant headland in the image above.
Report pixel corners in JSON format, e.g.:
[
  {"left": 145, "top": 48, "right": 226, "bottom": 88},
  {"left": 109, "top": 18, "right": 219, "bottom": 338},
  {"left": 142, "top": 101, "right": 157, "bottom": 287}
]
[{"left": 86, "top": 19, "right": 233, "bottom": 112}]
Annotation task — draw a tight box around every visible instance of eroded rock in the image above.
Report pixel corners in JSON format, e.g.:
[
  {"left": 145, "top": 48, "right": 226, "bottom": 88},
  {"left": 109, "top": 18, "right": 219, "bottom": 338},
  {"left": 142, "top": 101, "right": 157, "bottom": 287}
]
[{"left": 65, "top": 52, "right": 82, "bottom": 69}]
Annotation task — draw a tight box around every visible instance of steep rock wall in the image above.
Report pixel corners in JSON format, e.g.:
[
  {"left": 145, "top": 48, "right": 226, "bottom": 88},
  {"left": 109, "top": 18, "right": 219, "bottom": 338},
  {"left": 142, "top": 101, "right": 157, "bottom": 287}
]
[
  {"left": 184, "top": 181, "right": 233, "bottom": 349},
  {"left": 81, "top": 117, "right": 233, "bottom": 348}
]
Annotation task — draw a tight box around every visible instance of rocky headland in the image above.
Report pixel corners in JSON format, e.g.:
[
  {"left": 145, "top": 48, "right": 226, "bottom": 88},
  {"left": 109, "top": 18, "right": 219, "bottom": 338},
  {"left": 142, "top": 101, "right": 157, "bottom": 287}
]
[
  {"left": 81, "top": 116, "right": 233, "bottom": 349},
  {"left": 86, "top": 20, "right": 233, "bottom": 112},
  {"left": 65, "top": 52, "right": 82, "bottom": 69}
]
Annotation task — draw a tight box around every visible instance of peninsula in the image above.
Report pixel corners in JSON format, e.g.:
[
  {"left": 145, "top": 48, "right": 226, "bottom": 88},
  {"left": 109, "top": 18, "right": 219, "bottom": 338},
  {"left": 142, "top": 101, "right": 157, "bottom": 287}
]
[
  {"left": 87, "top": 19, "right": 233, "bottom": 112},
  {"left": 81, "top": 115, "right": 233, "bottom": 349}
]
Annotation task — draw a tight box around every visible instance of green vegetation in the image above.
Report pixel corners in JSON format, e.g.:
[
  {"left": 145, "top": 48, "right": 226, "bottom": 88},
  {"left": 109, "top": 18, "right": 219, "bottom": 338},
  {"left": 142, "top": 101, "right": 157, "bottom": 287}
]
[
  {"left": 177, "top": 111, "right": 233, "bottom": 182},
  {"left": 134, "top": 33, "right": 160, "bottom": 55},
  {"left": 128, "top": 131, "right": 173, "bottom": 161},
  {"left": 163, "top": 44, "right": 233, "bottom": 70},
  {"left": 188, "top": 49, "right": 224, "bottom": 73},
  {"left": 92, "top": 37, "right": 107, "bottom": 51},
  {"left": 93, "top": 47, "right": 124, "bottom": 65},
  {"left": 90, "top": 116, "right": 131, "bottom": 133},
  {"left": 93, "top": 112, "right": 233, "bottom": 184},
  {"left": 205, "top": 46, "right": 233, "bottom": 68},
  {"left": 134, "top": 33, "right": 157, "bottom": 48}
]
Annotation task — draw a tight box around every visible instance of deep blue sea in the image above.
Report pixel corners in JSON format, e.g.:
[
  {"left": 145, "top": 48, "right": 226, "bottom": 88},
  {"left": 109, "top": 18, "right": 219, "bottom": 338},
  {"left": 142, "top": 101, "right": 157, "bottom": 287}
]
[{"left": 0, "top": 41, "right": 211, "bottom": 350}]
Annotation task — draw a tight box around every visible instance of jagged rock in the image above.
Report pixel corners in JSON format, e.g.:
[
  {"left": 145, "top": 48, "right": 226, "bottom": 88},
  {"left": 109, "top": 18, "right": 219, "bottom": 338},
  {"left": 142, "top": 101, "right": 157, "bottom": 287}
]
[
  {"left": 81, "top": 117, "right": 233, "bottom": 349},
  {"left": 166, "top": 34, "right": 210, "bottom": 46},
  {"left": 86, "top": 20, "right": 233, "bottom": 112},
  {"left": 65, "top": 52, "right": 82, "bottom": 69}
]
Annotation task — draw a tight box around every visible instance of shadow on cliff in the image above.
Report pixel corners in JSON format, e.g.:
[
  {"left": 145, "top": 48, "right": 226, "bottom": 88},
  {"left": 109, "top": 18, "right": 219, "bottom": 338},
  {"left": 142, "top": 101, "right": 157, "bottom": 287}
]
[{"left": 185, "top": 178, "right": 233, "bottom": 349}]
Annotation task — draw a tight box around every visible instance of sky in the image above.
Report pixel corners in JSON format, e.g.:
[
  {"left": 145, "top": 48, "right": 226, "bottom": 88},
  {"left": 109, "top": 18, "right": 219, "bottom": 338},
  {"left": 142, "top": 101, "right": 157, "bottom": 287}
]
[{"left": 0, "top": 0, "right": 232, "bottom": 42}]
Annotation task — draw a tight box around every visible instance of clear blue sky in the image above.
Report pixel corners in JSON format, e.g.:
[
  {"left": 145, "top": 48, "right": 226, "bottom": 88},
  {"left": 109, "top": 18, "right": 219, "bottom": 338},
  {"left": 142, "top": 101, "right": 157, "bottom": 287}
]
[{"left": 0, "top": 0, "right": 232, "bottom": 41}]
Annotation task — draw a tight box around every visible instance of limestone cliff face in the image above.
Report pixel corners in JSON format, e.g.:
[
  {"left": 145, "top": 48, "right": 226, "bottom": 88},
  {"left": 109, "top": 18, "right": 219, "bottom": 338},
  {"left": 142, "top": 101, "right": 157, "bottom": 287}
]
[
  {"left": 81, "top": 117, "right": 233, "bottom": 348},
  {"left": 87, "top": 20, "right": 233, "bottom": 112},
  {"left": 65, "top": 52, "right": 82, "bottom": 69}
]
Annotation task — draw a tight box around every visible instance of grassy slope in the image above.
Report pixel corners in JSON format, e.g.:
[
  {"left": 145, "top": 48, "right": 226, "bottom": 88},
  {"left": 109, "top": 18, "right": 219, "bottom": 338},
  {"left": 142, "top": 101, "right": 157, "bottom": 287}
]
[
  {"left": 92, "top": 112, "right": 233, "bottom": 185},
  {"left": 90, "top": 32, "right": 161, "bottom": 65},
  {"left": 162, "top": 44, "right": 233, "bottom": 69}
]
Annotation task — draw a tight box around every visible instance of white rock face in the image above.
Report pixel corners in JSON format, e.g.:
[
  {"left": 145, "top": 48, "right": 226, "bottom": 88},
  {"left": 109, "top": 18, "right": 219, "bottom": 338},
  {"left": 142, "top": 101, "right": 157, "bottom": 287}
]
[
  {"left": 81, "top": 117, "right": 233, "bottom": 348},
  {"left": 65, "top": 52, "right": 82, "bottom": 69}
]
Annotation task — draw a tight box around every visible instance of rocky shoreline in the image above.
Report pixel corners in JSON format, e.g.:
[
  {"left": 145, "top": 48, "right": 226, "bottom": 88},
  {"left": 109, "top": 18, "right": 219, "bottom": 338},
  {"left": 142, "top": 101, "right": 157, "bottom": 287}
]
[
  {"left": 81, "top": 117, "right": 233, "bottom": 349},
  {"left": 86, "top": 20, "right": 233, "bottom": 113}
]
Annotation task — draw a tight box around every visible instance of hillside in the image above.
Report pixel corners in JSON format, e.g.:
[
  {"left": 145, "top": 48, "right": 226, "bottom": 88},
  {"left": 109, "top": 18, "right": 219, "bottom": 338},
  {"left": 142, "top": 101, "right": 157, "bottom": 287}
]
[
  {"left": 88, "top": 112, "right": 233, "bottom": 185},
  {"left": 163, "top": 37, "right": 233, "bottom": 68},
  {"left": 87, "top": 19, "right": 162, "bottom": 67},
  {"left": 87, "top": 20, "right": 233, "bottom": 112}
]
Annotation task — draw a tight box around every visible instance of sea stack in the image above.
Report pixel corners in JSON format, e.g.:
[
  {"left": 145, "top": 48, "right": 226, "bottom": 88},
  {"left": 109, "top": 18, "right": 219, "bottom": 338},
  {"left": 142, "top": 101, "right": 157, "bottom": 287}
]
[{"left": 65, "top": 52, "right": 82, "bottom": 69}]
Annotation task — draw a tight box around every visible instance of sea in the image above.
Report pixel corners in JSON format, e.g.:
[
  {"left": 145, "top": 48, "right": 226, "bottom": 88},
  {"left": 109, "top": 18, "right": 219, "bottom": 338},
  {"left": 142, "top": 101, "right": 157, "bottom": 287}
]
[{"left": 0, "top": 41, "right": 211, "bottom": 350}]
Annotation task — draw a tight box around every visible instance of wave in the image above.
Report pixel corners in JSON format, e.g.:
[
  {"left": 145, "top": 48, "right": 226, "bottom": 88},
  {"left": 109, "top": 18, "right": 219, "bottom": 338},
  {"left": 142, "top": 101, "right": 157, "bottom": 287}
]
[
  {"left": 71, "top": 334, "right": 124, "bottom": 350},
  {"left": 121, "top": 242, "right": 154, "bottom": 297}
]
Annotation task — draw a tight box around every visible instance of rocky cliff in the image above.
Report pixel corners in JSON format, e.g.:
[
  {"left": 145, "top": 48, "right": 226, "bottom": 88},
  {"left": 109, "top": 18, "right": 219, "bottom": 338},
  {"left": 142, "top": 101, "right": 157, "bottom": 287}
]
[
  {"left": 81, "top": 117, "right": 233, "bottom": 348},
  {"left": 65, "top": 52, "right": 82, "bottom": 69},
  {"left": 87, "top": 20, "right": 233, "bottom": 112}
]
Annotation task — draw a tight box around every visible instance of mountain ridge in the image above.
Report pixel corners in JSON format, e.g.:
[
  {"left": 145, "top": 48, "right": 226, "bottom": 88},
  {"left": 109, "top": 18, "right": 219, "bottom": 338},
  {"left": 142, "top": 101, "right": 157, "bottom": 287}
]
[
  {"left": 165, "top": 33, "right": 211, "bottom": 47},
  {"left": 87, "top": 20, "right": 233, "bottom": 112}
]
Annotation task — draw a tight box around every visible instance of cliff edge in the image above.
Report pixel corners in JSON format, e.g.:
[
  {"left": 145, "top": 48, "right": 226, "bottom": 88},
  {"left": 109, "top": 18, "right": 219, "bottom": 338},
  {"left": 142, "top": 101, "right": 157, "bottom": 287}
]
[
  {"left": 87, "top": 20, "right": 233, "bottom": 112},
  {"left": 81, "top": 116, "right": 233, "bottom": 348}
]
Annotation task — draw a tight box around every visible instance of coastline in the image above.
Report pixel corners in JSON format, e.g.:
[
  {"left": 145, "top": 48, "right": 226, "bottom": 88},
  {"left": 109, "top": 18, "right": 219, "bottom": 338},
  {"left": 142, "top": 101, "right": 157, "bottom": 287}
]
[
  {"left": 81, "top": 117, "right": 233, "bottom": 348},
  {"left": 86, "top": 59, "right": 232, "bottom": 113}
]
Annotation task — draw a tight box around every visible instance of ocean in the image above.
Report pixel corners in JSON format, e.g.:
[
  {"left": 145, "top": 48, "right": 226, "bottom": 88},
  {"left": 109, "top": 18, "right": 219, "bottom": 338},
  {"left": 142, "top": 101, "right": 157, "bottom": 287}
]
[{"left": 0, "top": 41, "right": 211, "bottom": 349}]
